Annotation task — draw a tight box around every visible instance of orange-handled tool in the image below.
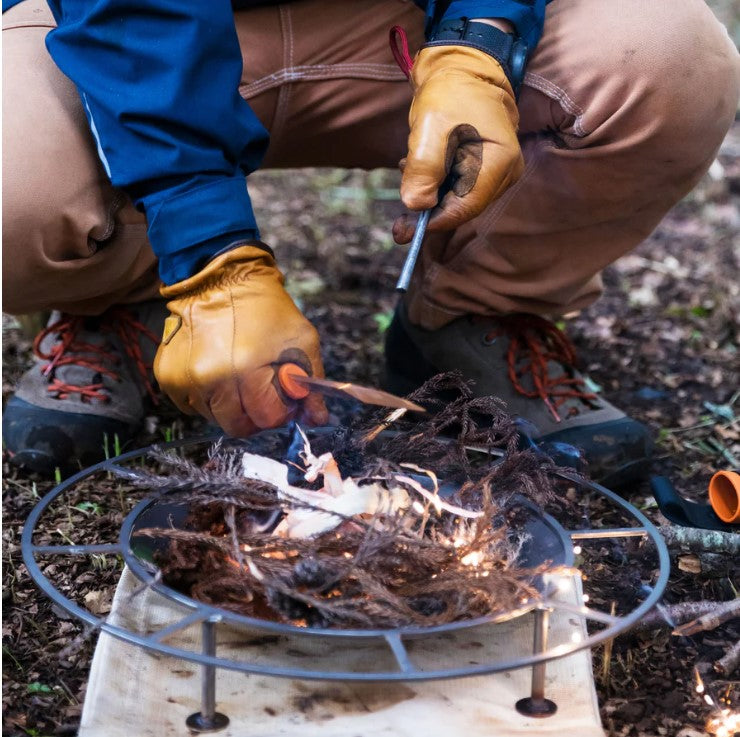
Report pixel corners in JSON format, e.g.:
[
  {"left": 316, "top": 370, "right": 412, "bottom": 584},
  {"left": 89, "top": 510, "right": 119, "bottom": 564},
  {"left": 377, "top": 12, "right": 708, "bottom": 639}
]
[{"left": 277, "top": 363, "right": 425, "bottom": 412}]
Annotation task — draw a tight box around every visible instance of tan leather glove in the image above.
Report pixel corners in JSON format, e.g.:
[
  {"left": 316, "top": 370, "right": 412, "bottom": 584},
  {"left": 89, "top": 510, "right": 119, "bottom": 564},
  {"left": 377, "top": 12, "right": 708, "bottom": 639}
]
[
  {"left": 395, "top": 45, "right": 524, "bottom": 243},
  {"left": 154, "top": 244, "right": 328, "bottom": 436}
]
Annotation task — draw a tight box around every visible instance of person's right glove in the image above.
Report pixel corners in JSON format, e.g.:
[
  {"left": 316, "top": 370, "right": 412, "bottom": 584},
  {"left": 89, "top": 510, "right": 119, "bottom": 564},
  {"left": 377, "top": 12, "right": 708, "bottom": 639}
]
[
  {"left": 154, "top": 244, "right": 327, "bottom": 437},
  {"left": 395, "top": 45, "right": 524, "bottom": 243}
]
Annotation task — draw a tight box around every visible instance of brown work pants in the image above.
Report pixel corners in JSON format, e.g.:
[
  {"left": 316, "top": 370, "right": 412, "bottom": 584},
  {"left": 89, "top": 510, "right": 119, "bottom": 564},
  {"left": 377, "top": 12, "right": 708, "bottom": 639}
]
[{"left": 3, "top": 0, "right": 738, "bottom": 328}]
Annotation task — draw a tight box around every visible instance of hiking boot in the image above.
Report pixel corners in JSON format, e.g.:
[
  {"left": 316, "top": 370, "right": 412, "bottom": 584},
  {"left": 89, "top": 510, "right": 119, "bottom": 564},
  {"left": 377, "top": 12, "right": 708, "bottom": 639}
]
[
  {"left": 383, "top": 305, "right": 652, "bottom": 487},
  {"left": 3, "top": 302, "right": 165, "bottom": 475}
]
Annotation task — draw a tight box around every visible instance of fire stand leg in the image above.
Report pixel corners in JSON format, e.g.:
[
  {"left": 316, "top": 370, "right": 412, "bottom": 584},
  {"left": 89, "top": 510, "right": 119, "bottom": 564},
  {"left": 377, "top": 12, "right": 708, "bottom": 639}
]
[
  {"left": 186, "top": 619, "right": 230, "bottom": 733},
  {"left": 515, "top": 608, "right": 558, "bottom": 717}
]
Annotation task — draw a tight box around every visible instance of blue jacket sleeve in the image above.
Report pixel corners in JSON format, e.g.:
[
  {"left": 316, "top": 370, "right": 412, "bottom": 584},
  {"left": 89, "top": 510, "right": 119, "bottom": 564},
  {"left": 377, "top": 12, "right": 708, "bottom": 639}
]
[
  {"left": 44, "top": 0, "right": 270, "bottom": 284},
  {"left": 421, "top": 0, "right": 547, "bottom": 51}
]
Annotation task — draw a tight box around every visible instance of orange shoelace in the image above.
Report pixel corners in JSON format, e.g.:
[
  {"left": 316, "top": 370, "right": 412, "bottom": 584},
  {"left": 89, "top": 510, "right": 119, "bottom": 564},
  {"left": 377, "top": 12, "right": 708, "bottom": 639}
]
[
  {"left": 483, "top": 314, "right": 598, "bottom": 423},
  {"left": 34, "top": 308, "right": 160, "bottom": 404}
]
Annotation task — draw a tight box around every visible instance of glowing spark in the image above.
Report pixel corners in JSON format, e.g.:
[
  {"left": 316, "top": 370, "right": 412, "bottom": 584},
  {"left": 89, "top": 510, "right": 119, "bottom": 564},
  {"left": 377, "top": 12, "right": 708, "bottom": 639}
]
[
  {"left": 704, "top": 694, "right": 714, "bottom": 706},
  {"left": 461, "top": 551, "right": 484, "bottom": 567},
  {"left": 573, "top": 545, "right": 582, "bottom": 555},
  {"left": 582, "top": 594, "right": 590, "bottom": 603}
]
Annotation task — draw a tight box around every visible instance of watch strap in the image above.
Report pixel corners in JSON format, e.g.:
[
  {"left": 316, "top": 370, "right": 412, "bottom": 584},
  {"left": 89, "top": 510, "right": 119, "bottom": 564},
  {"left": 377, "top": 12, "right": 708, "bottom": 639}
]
[{"left": 424, "top": 18, "right": 527, "bottom": 94}]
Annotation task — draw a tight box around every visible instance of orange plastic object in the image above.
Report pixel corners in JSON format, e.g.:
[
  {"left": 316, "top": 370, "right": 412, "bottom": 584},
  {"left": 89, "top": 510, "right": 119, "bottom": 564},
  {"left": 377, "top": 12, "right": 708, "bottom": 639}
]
[
  {"left": 277, "top": 363, "right": 310, "bottom": 400},
  {"left": 708, "top": 470, "right": 740, "bottom": 524}
]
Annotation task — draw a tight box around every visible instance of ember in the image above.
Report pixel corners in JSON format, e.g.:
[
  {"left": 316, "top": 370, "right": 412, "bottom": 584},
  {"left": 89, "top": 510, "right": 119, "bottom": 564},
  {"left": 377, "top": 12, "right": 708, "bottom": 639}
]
[{"left": 124, "top": 374, "right": 564, "bottom": 629}]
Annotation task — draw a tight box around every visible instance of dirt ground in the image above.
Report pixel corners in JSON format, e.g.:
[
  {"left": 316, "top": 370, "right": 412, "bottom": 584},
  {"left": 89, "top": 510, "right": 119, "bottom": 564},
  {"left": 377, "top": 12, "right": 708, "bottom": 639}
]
[{"left": 3, "top": 116, "right": 739, "bottom": 737}]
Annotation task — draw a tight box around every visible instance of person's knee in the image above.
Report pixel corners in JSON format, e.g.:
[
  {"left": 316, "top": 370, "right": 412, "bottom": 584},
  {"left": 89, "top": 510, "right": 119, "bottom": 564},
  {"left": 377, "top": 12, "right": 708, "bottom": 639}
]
[
  {"left": 2, "top": 15, "right": 125, "bottom": 314},
  {"left": 602, "top": 1, "right": 738, "bottom": 160},
  {"left": 0, "top": 155, "right": 110, "bottom": 315},
  {"left": 554, "top": 0, "right": 739, "bottom": 196},
  {"left": 645, "top": 3, "right": 736, "bottom": 141}
]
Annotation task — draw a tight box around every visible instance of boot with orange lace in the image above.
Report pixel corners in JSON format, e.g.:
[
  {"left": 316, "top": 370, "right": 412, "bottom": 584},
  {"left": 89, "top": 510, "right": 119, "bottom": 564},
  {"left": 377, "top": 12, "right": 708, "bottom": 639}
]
[
  {"left": 3, "top": 302, "right": 165, "bottom": 475},
  {"left": 383, "top": 304, "right": 652, "bottom": 488}
]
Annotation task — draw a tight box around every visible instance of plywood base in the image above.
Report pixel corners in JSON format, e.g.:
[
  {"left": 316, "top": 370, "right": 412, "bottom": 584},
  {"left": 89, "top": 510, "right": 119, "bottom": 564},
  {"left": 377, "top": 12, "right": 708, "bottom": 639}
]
[{"left": 80, "top": 568, "right": 605, "bottom": 737}]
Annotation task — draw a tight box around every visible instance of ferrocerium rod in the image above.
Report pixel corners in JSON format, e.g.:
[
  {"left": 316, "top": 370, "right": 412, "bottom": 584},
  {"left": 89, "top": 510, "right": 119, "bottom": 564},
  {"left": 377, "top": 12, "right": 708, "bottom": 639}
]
[{"left": 396, "top": 208, "right": 431, "bottom": 292}]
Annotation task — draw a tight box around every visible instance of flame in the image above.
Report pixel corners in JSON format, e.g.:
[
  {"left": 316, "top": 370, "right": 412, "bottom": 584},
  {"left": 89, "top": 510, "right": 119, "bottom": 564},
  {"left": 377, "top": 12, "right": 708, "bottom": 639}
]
[
  {"left": 706, "top": 711, "right": 740, "bottom": 737},
  {"left": 695, "top": 668, "right": 739, "bottom": 737}
]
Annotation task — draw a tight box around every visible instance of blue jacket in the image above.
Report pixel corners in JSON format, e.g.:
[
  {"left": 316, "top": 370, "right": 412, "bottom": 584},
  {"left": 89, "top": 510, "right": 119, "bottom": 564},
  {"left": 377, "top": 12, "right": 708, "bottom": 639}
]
[{"left": 4, "top": 0, "right": 546, "bottom": 284}]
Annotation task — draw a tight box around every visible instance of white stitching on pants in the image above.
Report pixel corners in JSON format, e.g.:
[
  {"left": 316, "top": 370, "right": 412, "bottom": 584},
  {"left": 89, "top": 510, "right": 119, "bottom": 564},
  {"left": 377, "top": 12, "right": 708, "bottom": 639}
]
[
  {"left": 240, "top": 63, "right": 408, "bottom": 98},
  {"left": 523, "top": 71, "right": 588, "bottom": 137},
  {"left": 271, "top": 5, "right": 294, "bottom": 141}
]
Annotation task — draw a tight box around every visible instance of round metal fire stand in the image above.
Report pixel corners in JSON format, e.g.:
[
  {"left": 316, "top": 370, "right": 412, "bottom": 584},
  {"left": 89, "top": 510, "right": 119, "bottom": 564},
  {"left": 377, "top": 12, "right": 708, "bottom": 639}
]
[{"left": 22, "top": 431, "right": 670, "bottom": 732}]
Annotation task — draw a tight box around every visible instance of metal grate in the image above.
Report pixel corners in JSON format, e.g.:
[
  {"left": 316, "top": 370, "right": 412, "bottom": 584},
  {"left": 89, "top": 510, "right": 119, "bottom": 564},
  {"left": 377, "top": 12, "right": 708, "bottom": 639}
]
[{"left": 22, "top": 431, "right": 670, "bottom": 731}]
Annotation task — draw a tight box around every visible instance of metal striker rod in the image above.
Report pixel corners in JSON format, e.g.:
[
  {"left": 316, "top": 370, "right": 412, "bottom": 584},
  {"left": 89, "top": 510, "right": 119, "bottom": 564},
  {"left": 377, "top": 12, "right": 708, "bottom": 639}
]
[
  {"left": 396, "top": 208, "right": 432, "bottom": 292},
  {"left": 515, "top": 608, "right": 558, "bottom": 717},
  {"left": 185, "top": 619, "right": 229, "bottom": 733}
]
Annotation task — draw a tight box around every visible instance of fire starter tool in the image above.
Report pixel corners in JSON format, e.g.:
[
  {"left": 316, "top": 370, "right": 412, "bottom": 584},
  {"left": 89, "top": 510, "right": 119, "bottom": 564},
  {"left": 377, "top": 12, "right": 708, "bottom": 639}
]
[
  {"left": 395, "top": 176, "right": 453, "bottom": 292},
  {"left": 395, "top": 207, "right": 431, "bottom": 292}
]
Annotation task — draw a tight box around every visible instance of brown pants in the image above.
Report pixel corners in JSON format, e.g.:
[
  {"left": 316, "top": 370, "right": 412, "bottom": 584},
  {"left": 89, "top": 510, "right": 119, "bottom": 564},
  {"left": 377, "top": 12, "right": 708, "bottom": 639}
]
[{"left": 3, "top": 0, "right": 738, "bottom": 328}]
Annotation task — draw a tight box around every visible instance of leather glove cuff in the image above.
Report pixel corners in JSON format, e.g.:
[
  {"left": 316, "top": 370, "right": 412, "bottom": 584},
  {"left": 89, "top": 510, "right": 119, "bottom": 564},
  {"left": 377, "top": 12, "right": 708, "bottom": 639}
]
[{"left": 160, "top": 243, "right": 280, "bottom": 299}]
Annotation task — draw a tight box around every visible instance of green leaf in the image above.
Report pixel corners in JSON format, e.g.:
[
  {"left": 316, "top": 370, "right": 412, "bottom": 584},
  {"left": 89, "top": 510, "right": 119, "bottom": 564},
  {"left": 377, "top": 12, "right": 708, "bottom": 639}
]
[
  {"left": 26, "top": 682, "right": 53, "bottom": 694},
  {"left": 372, "top": 310, "right": 394, "bottom": 334},
  {"left": 74, "top": 501, "right": 102, "bottom": 516},
  {"left": 689, "top": 305, "right": 712, "bottom": 318}
]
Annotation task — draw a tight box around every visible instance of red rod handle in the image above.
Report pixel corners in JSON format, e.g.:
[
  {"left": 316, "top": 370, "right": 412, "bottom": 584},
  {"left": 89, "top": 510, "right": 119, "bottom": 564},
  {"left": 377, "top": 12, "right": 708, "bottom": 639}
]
[{"left": 277, "top": 363, "right": 310, "bottom": 400}]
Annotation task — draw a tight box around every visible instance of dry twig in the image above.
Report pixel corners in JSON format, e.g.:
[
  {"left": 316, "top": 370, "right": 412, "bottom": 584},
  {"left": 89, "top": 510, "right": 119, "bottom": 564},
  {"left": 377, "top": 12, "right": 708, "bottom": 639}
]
[
  {"left": 636, "top": 600, "right": 734, "bottom": 630},
  {"left": 672, "top": 598, "right": 740, "bottom": 636},
  {"left": 714, "top": 638, "right": 740, "bottom": 676},
  {"left": 658, "top": 526, "right": 740, "bottom": 556}
]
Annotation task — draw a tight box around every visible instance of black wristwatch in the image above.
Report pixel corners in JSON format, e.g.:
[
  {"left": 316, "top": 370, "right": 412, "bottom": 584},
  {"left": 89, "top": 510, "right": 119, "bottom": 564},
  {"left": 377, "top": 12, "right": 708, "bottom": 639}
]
[{"left": 425, "top": 18, "right": 528, "bottom": 96}]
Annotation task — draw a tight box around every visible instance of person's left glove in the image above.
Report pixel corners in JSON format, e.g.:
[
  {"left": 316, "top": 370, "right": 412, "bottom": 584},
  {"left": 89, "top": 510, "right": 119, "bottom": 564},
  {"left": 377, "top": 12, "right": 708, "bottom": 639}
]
[
  {"left": 154, "top": 244, "right": 328, "bottom": 436},
  {"left": 394, "top": 45, "right": 524, "bottom": 243}
]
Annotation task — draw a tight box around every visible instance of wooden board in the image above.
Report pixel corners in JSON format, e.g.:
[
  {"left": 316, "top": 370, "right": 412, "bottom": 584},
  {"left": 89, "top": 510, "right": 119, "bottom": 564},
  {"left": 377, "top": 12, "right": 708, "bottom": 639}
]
[{"left": 80, "top": 567, "right": 605, "bottom": 736}]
